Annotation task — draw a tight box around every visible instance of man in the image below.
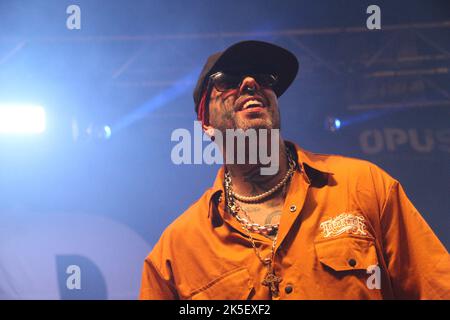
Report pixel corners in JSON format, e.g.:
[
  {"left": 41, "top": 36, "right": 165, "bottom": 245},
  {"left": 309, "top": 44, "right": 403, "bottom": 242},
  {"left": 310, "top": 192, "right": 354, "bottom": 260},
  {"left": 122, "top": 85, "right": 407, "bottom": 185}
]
[{"left": 139, "top": 40, "right": 450, "bottom": 299}]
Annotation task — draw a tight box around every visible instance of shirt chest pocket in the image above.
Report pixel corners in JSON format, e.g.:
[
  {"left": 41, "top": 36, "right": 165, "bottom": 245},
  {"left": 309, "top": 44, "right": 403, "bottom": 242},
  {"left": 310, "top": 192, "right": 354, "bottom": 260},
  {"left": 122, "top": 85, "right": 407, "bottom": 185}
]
[
  {"left": 314, "top": 236, "right": 379, "bottom": 272},
  {"left": 189, "top": 267, "right": 254, "bottom": 300}
]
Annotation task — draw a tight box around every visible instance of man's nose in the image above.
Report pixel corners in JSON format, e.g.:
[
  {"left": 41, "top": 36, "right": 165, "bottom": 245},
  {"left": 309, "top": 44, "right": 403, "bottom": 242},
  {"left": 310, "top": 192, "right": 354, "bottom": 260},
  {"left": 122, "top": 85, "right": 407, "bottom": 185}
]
[{"left": 239, "top": 76, "right": 260, "bottom": 95}]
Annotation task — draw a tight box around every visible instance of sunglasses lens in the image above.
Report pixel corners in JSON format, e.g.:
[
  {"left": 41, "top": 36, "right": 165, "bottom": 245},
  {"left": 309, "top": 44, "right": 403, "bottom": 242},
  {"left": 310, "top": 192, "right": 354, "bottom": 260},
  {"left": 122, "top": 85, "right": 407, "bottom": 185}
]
[
  {"left": 213, "top": 74, "right": 240, "bottom": 91},
  {"left": 254, "top": 74, "right": 277, "bottom": 87},
  {"left": 210, "top": 73, "right": 277, "bottom": 91}
]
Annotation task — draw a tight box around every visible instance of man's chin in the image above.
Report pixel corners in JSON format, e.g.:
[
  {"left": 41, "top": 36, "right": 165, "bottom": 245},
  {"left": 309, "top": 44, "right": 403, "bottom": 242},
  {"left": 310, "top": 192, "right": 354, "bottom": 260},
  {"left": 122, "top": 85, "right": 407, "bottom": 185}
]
[{"left": 237, "top": 119, "right": 275, "bottom": 131}]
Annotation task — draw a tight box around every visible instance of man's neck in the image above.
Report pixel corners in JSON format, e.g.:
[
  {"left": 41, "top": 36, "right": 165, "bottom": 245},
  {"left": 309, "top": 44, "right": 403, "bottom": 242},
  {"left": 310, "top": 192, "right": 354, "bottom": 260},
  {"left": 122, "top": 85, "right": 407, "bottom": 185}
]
[{"left": 225, "top": 140, "right": 288, "bottom": 198}]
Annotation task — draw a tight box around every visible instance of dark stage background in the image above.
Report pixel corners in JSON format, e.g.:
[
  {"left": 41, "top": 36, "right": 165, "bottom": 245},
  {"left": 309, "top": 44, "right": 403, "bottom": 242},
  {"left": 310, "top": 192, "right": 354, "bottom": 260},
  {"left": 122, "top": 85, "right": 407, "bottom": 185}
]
[{"left": 0, "top": 0, "right": 448, "bottom": 299}]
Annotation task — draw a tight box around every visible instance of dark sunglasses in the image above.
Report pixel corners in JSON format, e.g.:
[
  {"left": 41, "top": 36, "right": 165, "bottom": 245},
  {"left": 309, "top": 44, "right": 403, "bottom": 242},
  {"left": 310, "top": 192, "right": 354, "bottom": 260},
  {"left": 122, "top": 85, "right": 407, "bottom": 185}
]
[{"left": 208, "top": 72, "right": 278, "bottom": 92}]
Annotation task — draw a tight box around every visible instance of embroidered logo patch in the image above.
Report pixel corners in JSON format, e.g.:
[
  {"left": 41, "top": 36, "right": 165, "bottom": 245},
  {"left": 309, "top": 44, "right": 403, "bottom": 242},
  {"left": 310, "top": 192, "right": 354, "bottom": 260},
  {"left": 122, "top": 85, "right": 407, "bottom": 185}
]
[{"left": 320, "top": 212, "right": 368, "bottom": 238}]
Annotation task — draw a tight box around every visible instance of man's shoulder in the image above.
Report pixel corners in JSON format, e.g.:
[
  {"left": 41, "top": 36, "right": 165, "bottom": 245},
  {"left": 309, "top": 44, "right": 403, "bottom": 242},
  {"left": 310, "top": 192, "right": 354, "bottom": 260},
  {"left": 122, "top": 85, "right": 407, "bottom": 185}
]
[
  {"left": 302, "top": 148, "right": 395, "bottom": 183},
  {"left": 302, "top": 150, "right": 400, "bottom": 220}
]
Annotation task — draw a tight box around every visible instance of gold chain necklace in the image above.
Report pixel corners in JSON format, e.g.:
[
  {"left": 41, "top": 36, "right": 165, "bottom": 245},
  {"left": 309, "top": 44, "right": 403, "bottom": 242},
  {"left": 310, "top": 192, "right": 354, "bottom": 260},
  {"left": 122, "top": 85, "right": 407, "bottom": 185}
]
[
  {"left": 239, "top": 224, "right": 281, "bottom": 297},
  {"left": 224, "top": 150, "right": 295, "bottom": 236},
  {"left": 223, "top": 148, "right": 295, "bottom": 297}
]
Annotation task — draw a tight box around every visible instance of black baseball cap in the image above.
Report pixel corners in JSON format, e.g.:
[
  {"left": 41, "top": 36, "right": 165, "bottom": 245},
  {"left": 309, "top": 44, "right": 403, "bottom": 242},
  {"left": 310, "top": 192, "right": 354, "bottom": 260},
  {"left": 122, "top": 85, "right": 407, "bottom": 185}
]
[{"left": 193, "top": 40, "right": 299, "bottom": 113}]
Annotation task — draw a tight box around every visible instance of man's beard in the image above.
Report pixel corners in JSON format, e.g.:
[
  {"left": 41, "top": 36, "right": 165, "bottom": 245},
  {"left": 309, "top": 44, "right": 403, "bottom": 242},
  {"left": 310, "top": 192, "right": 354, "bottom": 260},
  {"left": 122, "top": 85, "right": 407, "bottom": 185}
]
[
  {"left": 221, "top": 105, "right": 280, "bottom": 130},
  {"left": 232, "top": 110, "right": 280, "bottom": 131},
  {"left": 235, "top": 117, "right": 274, "bottom": 131}
]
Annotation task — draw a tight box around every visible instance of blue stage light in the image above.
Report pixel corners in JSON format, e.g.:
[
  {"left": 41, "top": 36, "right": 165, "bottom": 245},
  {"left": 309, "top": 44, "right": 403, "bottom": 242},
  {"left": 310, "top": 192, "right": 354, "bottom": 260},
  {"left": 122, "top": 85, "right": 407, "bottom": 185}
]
[
  {"left": 325, "top": 116, "right": 343, "bottom": 132},
  {"left": 334, "top": 118, "right": 341, "bottom": 129},
  {"left": 104, "top": 125, "right": 112, "bottom": 139}
]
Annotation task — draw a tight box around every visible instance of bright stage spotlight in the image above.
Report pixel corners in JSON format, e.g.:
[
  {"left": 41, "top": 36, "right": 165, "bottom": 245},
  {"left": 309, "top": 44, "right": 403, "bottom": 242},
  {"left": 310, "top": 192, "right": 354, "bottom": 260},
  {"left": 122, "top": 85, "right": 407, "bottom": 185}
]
[
  {"left": 0, "top": 104, "right": 46, "bottom": 134},
  {"left": 325, "top": 116, "right": 343, "bottom": 132},
  {"left": 334, "top": 118, "right": 341, "bottom": 129},
  {"left": 103, "top": 125, "right": 112, "bottom": 139}
]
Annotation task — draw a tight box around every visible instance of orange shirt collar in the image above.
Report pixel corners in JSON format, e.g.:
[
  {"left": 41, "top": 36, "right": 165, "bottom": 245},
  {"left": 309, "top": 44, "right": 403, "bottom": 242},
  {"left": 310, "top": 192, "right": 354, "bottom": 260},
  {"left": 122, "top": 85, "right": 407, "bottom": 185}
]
[{"left": 206, "top": 141, "right": 332, "bottom": 217}]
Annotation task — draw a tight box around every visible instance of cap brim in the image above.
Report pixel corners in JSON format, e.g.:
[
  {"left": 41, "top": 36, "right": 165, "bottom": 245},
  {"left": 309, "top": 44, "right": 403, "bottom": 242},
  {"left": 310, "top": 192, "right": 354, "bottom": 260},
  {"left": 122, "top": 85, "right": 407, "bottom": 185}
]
[{"left": 210, "top": 40, "right": 299, "bottom": 98}]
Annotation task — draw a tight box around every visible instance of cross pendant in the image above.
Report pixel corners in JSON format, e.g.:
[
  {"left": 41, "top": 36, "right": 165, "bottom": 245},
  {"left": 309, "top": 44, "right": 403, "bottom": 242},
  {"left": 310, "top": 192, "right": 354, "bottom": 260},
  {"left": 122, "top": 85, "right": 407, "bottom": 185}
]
[{"left": 262, "top": 269, "right": 282, "bottom": 297}]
